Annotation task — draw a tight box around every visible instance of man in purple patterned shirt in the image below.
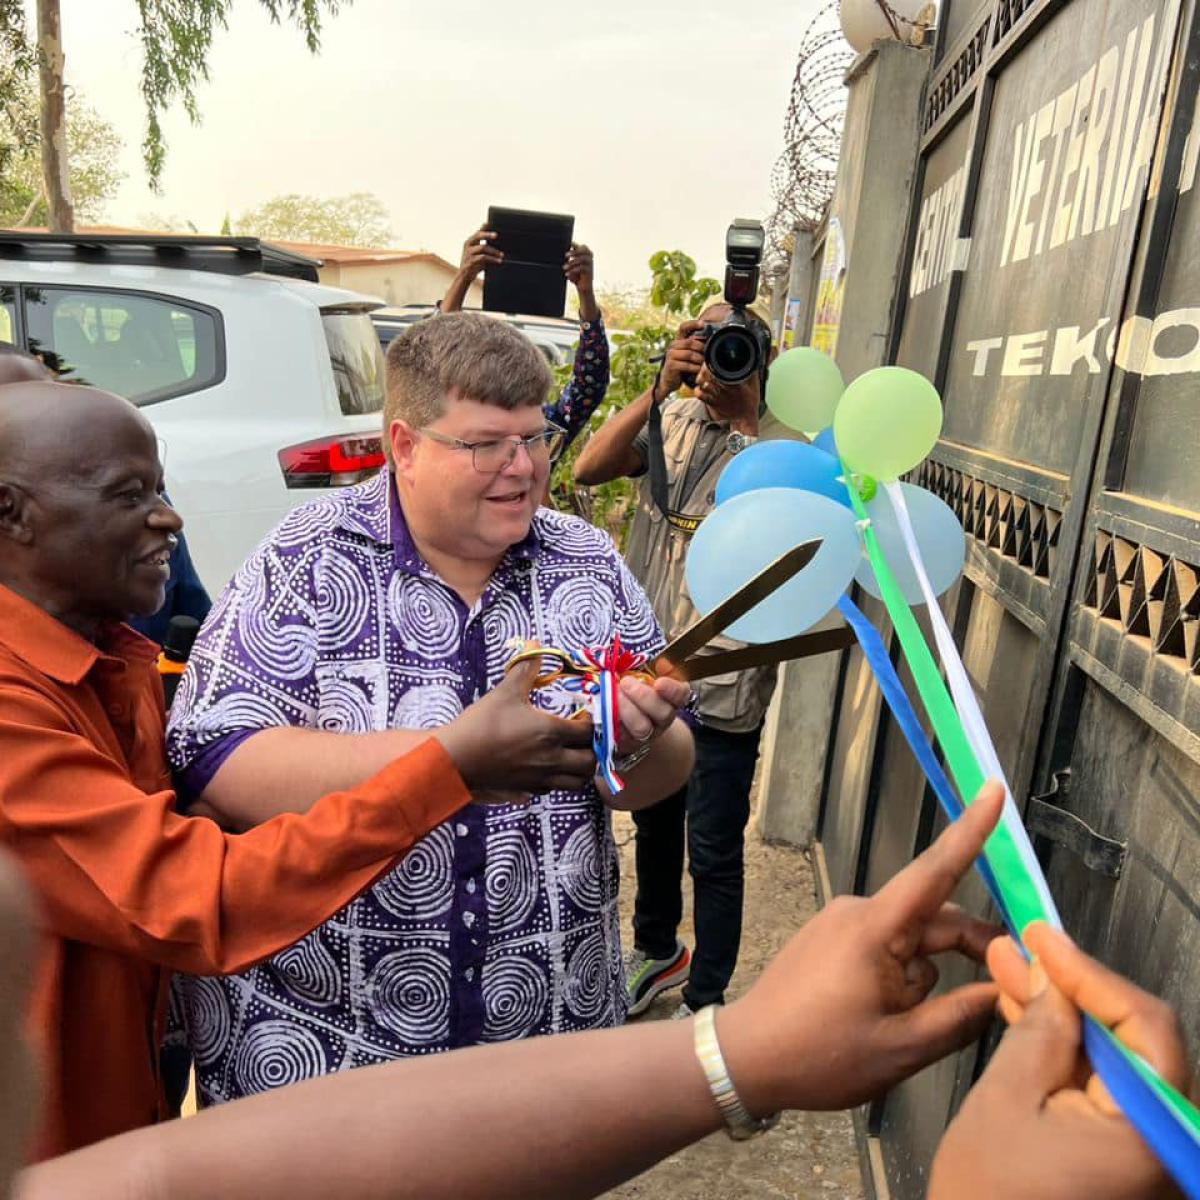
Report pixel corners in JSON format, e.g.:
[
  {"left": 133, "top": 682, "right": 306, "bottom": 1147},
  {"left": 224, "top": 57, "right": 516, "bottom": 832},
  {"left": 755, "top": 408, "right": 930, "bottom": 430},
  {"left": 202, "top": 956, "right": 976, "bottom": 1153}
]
[{"left": 166, "top": 312, "right": 693, "bottom": 1105}]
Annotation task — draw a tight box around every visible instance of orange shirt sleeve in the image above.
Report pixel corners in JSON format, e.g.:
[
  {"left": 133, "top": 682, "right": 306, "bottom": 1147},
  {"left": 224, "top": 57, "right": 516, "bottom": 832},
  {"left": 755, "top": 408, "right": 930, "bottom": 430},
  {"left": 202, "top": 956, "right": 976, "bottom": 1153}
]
[{"left": 0, "top": 682, "right": 470, "bottom": 975}]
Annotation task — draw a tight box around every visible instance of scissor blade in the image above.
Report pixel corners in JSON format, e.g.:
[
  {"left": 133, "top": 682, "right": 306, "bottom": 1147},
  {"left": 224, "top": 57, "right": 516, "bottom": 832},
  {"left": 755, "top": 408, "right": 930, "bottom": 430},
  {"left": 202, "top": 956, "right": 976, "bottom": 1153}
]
[
  {"left": 654, "top": 539, "right": 823, "bottom": 674},
  {"left": 668, "top": 625, "right": 855, "bottom": 682}
]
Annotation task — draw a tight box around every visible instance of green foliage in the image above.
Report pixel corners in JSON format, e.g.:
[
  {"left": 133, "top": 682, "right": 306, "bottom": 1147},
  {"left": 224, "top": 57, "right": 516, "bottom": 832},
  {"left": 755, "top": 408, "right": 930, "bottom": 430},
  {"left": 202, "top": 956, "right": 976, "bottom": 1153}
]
[
  {"left": 235, "top": 191, "right": 392, "bottom": 246},
  {"left": 550, "top": 251, "right": 720, "bottom": 547},
  {"left": 0, "top": 71, "right": 125, "bottom": 227},
  {"left": 135, "top": 0, "right": 345, "bottom": 189}
]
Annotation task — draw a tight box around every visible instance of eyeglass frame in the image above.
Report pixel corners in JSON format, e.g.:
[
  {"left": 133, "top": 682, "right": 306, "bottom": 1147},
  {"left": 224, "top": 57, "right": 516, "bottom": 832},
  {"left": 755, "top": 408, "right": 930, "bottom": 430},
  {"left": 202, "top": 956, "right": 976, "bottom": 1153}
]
[{"left": 416, "top": 420, "right": 568, "bottom": 472}]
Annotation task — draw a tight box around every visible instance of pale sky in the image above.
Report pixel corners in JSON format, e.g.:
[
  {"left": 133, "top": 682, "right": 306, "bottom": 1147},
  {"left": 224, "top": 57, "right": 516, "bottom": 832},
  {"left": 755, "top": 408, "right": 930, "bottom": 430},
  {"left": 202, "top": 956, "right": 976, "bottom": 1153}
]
[{"left": 54, "top": 0, "right": 825, "bottom": 290}]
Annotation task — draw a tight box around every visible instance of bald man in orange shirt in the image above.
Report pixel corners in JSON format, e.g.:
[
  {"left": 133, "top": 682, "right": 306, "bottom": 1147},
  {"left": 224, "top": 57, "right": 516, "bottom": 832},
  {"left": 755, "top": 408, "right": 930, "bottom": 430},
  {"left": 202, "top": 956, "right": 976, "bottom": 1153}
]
[{"left": 0, "top": 380, "right": 596, "bottom": 1157}]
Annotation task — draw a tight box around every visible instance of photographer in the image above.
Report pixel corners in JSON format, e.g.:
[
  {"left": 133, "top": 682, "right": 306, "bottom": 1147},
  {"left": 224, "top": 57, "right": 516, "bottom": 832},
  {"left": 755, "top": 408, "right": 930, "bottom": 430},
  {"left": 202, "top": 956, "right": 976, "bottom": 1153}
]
[{"left": 574, "top": 224, "right": 779, "bottom": 1020}]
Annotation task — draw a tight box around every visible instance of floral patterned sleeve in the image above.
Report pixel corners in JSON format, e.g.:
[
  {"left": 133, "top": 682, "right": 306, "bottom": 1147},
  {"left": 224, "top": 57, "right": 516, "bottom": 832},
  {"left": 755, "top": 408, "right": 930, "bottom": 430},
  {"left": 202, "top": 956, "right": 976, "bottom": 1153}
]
[{"left": 545, "top": 313, "right": 610, "bottom": 451}]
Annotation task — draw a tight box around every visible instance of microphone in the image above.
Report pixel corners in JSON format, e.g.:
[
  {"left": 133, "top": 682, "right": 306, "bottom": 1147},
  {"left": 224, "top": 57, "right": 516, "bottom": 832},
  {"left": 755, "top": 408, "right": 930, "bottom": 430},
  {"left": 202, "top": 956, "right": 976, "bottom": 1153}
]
[{"left": 157, "top": 615, "right": 200, "bottom": 709}]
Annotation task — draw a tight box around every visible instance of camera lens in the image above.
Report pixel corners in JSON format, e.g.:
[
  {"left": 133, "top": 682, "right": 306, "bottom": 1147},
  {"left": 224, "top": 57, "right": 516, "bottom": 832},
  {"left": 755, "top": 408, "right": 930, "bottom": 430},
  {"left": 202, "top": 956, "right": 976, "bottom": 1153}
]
[{"left": 706, "top": 325, "right": 760, "bottom": 384}]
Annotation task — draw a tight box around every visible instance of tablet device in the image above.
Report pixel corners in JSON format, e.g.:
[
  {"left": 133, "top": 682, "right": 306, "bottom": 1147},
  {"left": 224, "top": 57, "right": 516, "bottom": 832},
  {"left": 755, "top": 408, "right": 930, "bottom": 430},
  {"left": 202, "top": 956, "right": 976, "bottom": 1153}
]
[{"left": 482, "top": 206, "right": 575, "bottom": 318}]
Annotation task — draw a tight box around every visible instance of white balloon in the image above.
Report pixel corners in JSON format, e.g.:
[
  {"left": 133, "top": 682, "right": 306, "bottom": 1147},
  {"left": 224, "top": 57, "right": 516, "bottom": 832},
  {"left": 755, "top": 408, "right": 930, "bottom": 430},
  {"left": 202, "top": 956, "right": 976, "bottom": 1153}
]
[{"left": 839, "top": 0, "right": 937, "bottom": 55}]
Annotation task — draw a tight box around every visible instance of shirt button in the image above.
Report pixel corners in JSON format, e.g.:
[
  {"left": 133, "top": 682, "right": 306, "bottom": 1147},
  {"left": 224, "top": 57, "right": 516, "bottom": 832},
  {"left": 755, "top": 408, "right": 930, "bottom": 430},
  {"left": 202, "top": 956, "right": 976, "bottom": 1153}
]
[
  {"left": 463, "top": 911, "right": 476, "bottom": 929},
  {"left": 465, "top": 879, "right": 477, "bottom": 895},
  {"left": 464, "top": 967, "right": 475, "bottom": 982},
  {"left": 455, "top": 823, "right": 469, "bottom": 837}
]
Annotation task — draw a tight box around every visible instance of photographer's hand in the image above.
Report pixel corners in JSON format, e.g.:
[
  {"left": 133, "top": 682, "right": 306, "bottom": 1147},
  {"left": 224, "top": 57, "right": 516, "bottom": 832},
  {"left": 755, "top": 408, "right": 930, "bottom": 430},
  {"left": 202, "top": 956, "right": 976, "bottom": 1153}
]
[{"left": 656, "top": 321, "right": 706, "bottom": 401}]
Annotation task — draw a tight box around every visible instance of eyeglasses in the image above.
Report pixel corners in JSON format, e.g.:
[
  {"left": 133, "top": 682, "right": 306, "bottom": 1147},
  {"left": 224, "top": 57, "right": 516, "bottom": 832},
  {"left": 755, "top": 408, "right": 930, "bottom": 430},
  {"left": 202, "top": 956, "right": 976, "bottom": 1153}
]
[{"left": 418, "top": 422, "right": 567, "bottom": 473}]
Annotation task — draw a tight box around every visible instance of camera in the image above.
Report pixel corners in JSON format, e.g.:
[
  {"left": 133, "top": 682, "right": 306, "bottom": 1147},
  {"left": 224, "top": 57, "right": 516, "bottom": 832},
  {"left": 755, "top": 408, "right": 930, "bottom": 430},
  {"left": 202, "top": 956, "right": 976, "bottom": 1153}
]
[{"left": 684, "top": 219, "right": 771, "bottom": 388}]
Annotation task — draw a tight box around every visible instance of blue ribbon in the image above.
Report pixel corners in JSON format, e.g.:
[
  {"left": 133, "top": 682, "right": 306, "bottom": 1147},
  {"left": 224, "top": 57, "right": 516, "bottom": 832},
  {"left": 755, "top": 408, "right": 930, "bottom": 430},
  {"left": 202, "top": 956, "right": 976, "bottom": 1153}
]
[{"left": 837, "top": 595, "right": 1016, "bottom": 936}]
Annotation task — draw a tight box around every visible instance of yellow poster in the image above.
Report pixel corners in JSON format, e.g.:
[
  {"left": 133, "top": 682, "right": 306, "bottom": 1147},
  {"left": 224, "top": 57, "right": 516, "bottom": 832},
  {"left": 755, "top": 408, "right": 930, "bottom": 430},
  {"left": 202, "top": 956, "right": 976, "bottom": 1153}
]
[{"left": 812, "top": 217, "right": 847, "bottom": 358}]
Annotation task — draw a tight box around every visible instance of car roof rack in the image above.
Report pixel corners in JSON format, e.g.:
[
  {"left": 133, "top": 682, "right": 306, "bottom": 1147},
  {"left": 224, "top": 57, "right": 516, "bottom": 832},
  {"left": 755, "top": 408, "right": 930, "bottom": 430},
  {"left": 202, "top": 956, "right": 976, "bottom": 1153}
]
[{"left": 0, "top": 232, "right": 322, "bottom": 283}]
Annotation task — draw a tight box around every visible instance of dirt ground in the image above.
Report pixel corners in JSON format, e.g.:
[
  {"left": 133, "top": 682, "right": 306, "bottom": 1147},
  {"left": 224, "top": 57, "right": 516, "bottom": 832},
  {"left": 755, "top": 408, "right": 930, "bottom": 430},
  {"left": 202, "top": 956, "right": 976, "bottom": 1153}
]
[{"left": 604, "top": 806, "right": 864, "bottom": 1200}]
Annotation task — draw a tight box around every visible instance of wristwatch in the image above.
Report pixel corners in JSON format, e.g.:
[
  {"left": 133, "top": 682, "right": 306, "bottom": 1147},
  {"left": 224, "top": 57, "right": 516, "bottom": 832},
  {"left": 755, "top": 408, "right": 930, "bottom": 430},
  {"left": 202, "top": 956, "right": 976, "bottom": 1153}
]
[
  {"left": 726, "top": 430, "right": 758, "bottom": 455},
  {"left": 693, "top": 1004, "right": 781, "bottom": 1141}
]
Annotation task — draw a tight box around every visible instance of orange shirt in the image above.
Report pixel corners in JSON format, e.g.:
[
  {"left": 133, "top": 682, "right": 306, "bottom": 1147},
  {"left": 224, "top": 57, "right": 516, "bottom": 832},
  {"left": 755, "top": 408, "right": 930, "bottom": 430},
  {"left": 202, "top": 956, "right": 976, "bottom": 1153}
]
[{"left": 0, "top": 584, "right": 470, "bottom": 1159}]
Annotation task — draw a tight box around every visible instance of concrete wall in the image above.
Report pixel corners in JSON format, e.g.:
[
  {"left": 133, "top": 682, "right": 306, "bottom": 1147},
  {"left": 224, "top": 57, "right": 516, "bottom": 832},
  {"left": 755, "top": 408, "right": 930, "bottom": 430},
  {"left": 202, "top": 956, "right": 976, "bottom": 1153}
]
[{"left": 757, "top": 39, "right": 930, "bottom": 847}]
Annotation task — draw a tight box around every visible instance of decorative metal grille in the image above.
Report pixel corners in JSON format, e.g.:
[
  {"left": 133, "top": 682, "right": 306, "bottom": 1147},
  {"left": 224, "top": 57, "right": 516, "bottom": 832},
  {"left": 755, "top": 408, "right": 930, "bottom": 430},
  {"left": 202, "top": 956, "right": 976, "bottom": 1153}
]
[
  {"left": 923, "top": 12, "right": 992, "bottom": 132},
  {"left": 1083, "top": 532, "right": 1200, "bottom": 674},
  {"left": 913, "top": 459, "right": 1063, "bottom": 581}
]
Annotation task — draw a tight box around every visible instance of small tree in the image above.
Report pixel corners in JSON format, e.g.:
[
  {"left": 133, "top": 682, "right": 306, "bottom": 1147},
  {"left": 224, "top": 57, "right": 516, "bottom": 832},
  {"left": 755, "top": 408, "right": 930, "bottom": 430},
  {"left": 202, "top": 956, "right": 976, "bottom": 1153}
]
[
  {"left": 236, "top": 192, "right": 393, "bottom": 246},
  {"left": 0, "top": 72, "right": 124, "bottom": 228},
  {"left": 0, "top": 1, "right": 351, "bottom": 232},
  {"left": 551, "top": 251, "right": 720, "bottom": 545}
]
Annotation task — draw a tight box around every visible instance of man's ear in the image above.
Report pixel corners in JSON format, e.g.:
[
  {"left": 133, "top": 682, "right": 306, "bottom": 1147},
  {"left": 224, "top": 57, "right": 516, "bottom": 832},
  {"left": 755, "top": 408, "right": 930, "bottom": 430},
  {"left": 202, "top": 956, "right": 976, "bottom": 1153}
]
[
  {"left": 388, "top": 419, "right": 420, "bottom": 475},
  {"left": 0, "top": 483, "right": 32, "bottom": 546}
]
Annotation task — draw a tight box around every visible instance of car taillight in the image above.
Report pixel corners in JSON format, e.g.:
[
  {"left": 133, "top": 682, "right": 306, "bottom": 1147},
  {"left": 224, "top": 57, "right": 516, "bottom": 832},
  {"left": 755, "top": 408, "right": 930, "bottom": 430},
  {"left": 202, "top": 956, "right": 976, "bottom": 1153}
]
[{"left": 278, "top": 435, "right": 387, "bottom": 489}]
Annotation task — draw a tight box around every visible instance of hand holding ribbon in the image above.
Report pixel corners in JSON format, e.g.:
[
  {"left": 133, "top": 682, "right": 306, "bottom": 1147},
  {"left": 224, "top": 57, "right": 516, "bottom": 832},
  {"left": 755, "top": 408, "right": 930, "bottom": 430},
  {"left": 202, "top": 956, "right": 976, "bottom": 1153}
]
[
  {"left": 931, "top": 923, "right": 1191, "bottom": 1200},
  {"left": 504, "top": 638, "right": 690, "bottom": 793}
]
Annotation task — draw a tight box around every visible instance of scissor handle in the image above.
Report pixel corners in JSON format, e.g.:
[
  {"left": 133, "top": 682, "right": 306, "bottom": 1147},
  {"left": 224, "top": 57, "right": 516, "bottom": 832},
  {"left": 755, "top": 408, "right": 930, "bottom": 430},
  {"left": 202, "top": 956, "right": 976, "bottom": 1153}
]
[{"left": 504, "top": 646, "right": 579, "bottom": 689}]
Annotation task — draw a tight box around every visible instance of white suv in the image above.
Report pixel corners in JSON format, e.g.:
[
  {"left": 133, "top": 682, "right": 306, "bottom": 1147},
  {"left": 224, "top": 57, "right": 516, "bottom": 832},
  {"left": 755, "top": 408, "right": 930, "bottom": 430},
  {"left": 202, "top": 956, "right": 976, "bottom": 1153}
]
[{"left": 0, "top": 233, "right": 388, "bottom": 591}]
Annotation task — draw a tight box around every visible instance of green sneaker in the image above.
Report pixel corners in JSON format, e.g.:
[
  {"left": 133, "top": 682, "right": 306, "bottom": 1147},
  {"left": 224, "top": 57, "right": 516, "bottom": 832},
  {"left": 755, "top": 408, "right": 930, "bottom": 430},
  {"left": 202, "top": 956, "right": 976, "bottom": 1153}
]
[{"left": 624, "top": 940, "right": 690, "bottom": 1017}]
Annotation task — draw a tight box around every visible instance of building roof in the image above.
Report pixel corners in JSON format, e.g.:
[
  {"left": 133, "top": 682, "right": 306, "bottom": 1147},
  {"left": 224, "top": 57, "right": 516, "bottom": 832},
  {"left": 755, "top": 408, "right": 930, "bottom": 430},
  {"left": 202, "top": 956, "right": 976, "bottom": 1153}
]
[{"left": 268, "top": 240, "right": 457, "bottom": 272}]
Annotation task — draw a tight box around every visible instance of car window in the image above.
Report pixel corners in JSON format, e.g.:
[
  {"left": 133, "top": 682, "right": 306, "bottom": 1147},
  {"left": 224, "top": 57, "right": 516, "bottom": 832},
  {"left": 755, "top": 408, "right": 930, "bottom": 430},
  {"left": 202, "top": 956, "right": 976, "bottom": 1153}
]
[
  {"left": 22, "top": 286, "right": 221, "bottom": 404},
  {"left": 0, "top": 286, "right": 15, "bottom": 344},
  {"left": 323, "top": 310, "right": 385, "bottom": 415}
]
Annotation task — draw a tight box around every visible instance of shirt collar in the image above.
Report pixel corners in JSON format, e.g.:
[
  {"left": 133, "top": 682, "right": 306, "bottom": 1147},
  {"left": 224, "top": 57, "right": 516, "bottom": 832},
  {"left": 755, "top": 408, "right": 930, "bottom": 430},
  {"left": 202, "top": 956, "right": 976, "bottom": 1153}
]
[{"left": 0, "top": 583, "right": 159, "bottom": 685}]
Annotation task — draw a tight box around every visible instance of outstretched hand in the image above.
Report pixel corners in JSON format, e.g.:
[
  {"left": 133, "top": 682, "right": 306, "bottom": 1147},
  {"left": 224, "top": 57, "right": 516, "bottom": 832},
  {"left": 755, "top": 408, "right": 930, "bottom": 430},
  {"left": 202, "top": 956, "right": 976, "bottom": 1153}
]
[{"left": 719, "top": 784, "right": 1006, "bottom": 1116}]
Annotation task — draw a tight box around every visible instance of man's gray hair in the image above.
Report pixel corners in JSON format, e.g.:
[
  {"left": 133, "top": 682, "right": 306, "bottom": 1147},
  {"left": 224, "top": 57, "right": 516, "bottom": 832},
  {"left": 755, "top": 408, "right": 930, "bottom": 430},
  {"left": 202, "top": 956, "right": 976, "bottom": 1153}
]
[{"left": 384, "top": 313, "right": 553, "bottom": 455}]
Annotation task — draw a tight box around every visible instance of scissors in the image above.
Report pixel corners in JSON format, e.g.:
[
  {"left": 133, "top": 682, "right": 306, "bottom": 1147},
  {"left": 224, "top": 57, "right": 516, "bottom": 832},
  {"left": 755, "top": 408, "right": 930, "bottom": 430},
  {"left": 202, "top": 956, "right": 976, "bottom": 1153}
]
[
  {"left": 504, "top": 539, "right": 854, "bottom": 690},
  {"left": 647, "top": 539, "right": 856, "bottom": 682}
]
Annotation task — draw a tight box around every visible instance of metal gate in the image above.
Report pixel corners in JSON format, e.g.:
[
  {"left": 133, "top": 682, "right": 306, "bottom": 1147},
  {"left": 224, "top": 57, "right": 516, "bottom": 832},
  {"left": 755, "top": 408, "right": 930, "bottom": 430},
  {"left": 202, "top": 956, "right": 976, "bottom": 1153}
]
[{"left": 814, "top": 1, "right": 1200, "bottom": 1194}]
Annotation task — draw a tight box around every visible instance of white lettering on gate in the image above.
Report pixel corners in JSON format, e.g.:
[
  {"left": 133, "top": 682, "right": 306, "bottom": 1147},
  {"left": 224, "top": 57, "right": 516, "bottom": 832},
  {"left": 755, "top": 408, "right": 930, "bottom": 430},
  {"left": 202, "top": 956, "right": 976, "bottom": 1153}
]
[
  {"left": 999, "top": 14, "right": 1173, "bottom": 270},
  {"left": 961, "top": 307, "right": 1200, "bottom": 379},
  {"left": 910, "top": 165, "right": 968, "bottom": 298}
]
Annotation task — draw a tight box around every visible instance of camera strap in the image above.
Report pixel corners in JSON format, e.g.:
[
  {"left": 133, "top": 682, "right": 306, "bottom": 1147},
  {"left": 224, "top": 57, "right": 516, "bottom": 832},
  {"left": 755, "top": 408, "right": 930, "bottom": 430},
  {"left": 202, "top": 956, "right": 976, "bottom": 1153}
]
[{"left": 647, "top": 371, "right": 671, "bottom": 517}]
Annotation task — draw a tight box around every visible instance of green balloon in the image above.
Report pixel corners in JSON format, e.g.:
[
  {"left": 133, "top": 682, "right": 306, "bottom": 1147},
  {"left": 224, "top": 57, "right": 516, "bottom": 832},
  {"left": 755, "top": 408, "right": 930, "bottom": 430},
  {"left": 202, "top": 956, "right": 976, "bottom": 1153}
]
[
  {"left": 833, "top": 367, "right": 943, "bottom": 480},
  {"left": 765, "top": 347, "right": 846, "bottom": 433}
]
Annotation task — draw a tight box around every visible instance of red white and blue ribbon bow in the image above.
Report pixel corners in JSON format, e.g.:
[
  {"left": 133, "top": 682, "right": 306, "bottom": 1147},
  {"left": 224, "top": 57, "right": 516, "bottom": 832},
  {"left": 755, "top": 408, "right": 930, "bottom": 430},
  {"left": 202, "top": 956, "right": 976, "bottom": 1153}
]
[{"left": 504, "top": 636, "right": 650, "bottom": 793}]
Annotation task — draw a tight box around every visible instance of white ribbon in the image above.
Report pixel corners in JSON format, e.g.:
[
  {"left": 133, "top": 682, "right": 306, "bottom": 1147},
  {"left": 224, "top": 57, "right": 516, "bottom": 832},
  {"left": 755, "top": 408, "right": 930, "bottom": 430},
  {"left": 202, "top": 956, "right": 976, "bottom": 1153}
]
[{"left": 882, "top": 481, "right": 1061, "bottom": 927}]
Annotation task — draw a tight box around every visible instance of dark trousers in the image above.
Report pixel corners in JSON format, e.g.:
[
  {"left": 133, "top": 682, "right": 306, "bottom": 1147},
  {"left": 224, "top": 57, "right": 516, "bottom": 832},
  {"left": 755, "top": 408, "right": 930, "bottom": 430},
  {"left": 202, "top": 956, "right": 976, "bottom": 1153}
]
[{"left": 632, "top": 721, "right": 763, "bottom": 1010}]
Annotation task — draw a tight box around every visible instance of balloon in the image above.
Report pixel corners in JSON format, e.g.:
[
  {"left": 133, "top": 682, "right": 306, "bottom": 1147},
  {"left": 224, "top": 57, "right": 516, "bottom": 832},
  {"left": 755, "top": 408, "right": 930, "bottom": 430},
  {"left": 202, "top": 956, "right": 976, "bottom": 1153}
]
[
  {"left": 765, "top": 347, "right": 846, "bottom": 433},
  {"left": 715, "top": 440, "right": 848, "bottom": 508},
  {"left": 686, "top": 488, "right": 862, "bottom": 642},
  {"left": 832, "top": 366, "right": 943, "bottom": 481},
  {"left": 855, "top": 482, "right": 965, "bottom": 605},
  {"left": 812, "top": 427, "right": 838, "bottom": 457}
]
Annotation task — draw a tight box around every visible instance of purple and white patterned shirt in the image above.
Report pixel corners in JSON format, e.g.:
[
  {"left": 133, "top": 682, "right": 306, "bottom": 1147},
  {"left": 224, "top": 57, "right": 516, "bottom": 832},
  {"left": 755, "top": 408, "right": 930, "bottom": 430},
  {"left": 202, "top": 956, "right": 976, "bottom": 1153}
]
[{"left": 165, "top": 470, "right": 662, "bottom": 1105}]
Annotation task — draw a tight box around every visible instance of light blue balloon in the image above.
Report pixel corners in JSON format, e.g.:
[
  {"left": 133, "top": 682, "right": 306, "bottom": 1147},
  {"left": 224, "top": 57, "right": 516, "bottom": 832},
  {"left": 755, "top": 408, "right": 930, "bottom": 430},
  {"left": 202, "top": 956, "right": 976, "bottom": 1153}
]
[
  {"left": 715, "top": 440, "right": 848, "bottom": 508},
  {"left": 855, "top": 482, "right": 965, "bottom": 605},
  {"left": 686, "top": 488, "right": 863, "bottom": 642},
  {"left": 812, "top": 428, "right": 838, "bottom": 457}
]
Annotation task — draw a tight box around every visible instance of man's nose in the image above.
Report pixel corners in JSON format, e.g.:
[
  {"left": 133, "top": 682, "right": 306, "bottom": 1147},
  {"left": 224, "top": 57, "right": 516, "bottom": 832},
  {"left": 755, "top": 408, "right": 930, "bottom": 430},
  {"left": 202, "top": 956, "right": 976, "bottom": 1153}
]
[
  {"left": 149, "top": 495, "right": 184, "bottom": 534},
  {"left": 501, "top": 441, "right": 536, "bottom": 475}
]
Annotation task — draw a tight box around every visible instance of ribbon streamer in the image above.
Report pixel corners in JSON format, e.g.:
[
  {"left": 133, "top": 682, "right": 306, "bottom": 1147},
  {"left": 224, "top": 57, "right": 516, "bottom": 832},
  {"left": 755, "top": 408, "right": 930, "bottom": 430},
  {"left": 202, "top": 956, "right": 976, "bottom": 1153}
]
[
  {"left": 880, "top": 481, "right": 1060, "bottom": 926},
  {"left": 838, "top": 464, "right": 1200, "bottom": 1197},
  {"left": 836, "top": 595, "right": 1016, "bottom": 937}
]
